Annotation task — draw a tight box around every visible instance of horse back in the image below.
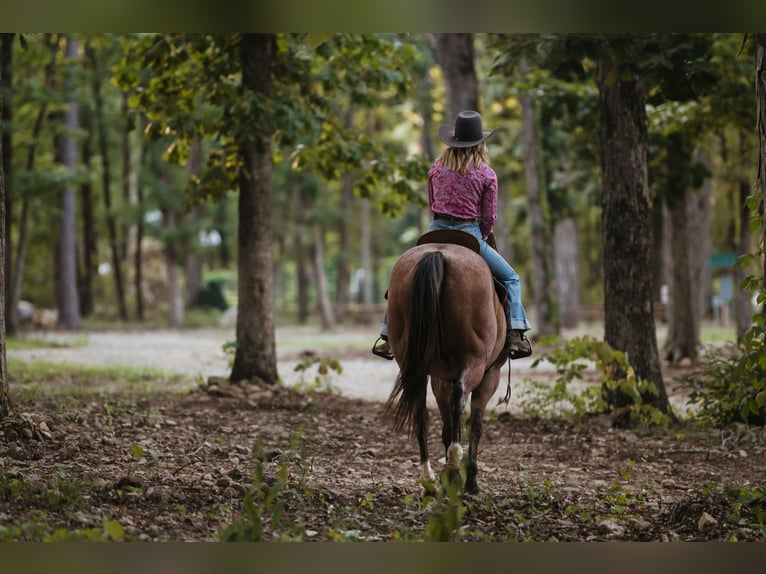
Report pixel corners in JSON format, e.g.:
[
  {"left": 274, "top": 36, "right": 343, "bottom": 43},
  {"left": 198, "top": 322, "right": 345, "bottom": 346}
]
[{"left": 387, "top": 243, "right": 504, "bottom": 373}]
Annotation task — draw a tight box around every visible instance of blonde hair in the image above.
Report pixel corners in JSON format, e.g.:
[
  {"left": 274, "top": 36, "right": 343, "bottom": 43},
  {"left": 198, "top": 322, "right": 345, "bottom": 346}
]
[{"left": 438, "top": 141, "right": 490, "bottom": 173}]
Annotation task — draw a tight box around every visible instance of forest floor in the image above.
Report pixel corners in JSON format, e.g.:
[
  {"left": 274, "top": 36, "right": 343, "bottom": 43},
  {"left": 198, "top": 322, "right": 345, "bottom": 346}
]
[{"left": 2, "top": 324, "right": 765, "bottom": 542}]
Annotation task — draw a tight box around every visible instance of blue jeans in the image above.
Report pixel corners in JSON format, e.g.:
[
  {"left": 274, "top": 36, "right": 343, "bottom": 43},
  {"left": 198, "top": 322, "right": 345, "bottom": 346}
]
[{"left": 380, "top": 221, "right": 531, "bottom": 337}]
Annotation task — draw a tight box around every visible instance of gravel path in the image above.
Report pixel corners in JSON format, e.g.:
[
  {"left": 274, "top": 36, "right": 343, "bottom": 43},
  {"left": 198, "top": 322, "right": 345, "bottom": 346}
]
[{"left": 9, "top": 326, "right": 569, "bottom": 412}]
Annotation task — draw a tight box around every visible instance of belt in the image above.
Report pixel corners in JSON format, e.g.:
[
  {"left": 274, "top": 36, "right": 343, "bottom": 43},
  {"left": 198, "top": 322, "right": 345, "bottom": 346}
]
[{"left": 433, "top": 212, "right": 479, "bottom": 224}]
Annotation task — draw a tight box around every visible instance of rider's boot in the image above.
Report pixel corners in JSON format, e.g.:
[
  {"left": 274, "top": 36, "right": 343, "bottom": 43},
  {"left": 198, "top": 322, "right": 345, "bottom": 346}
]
[
  {"left": 503, "top": 297, "right": 532, "bottom": 360},
  {"left": 372, "top": 335, "right": 394, "bottom": 360}
]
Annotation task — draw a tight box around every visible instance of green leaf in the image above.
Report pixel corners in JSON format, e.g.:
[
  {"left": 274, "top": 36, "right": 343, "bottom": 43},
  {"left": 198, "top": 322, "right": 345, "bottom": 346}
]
[
  {"left": 102, "top": 517, "right": 125, "bottom": 541},
  {"left": 131, "top": 444, "right": 144, "bottom": 460},
  {"left": 305, "top": 33, "right": 334, "bottom": 50}
]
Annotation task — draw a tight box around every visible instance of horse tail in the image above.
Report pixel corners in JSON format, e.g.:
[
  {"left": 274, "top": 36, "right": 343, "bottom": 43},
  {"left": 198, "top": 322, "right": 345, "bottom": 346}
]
[{"left": 386, "top": 250, "right": 445, "bottom": 438}]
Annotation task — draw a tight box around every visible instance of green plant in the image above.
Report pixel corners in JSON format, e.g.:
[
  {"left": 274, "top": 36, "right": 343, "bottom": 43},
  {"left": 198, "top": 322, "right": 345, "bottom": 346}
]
[
  {"left": 684, "top": 323, "right": 766, "bottom": 427},
  {"left": 529, "top": 335, "right": 671, "bottom": 425},
  {"left": 220, "top": 428, "right": 311, "bottom": 541},
  {"left": 292, "top": 351, "right": 342, "bottom": 394}
]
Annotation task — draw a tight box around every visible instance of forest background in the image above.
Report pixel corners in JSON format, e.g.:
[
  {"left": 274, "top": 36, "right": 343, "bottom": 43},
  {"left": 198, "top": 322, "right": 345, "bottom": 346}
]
[
  {"left": 1, "top": 33, "right": 764, "bottom": 407},
  {"left": 0, "top": 33, "right": 766, "bottom": 545}
]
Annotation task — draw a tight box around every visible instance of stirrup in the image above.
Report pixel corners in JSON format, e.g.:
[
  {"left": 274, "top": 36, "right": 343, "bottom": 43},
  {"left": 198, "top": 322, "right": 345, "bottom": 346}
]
[
  {"left": 508, "top": 332, "right": 533, "bottom": 360},
  {"left": 372, "top": 336, "right": 394, "bottom": 360}
]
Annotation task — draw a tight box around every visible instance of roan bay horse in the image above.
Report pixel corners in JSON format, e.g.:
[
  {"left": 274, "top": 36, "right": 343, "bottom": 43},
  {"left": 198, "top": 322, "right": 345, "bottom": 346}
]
[{"left": 384, "top": 230, "right": 508, "bottom": 494}]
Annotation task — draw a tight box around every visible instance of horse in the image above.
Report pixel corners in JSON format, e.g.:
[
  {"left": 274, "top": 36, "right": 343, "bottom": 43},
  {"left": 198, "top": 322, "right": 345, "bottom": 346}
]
[{"left": 384, "top": 231, "right": 508, "bottom": 494}]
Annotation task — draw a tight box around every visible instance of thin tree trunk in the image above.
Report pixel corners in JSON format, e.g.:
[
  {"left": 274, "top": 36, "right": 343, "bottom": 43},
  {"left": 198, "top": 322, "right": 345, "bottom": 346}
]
[
  {"left": 663, "top": 132, "right": 698, "bottom": 363},
  {"left": 164, "top": 208, "right": 184, "bottom": 327},
  {"left": 185, "top": 142, "right": 204, "bottom": 306},
  {"left": 79, "top": 108, "right": 96, "bottom": 317},
  {"left": 0, "top": 38, "right": 10, "bottom": 417},
  {"left": 11, "top": 33, "right": 58, "bottom": 331},
  {"left": 520, "top": 57, "right": 556, "bottom": 336},
  {"left": 689, "top": 149, "right": 712, "bottom": 332},
  {"left": 554, "top": 217, "right": 580, "bottom": 328},
  {"left": 313, "top": 222, "right": 335, "bottom": 330},
  {"left": 758, "top": 36, "right": 766, "bottom": 307},
  {"left": 134, "top": 134, "right": 148, "bottom": 321},
  {"left": 598, "top": 42, "right": 673, "bottom": 417},
  {"left": 119, "top": 91, "right": 131, "bottom": 264},
  {"left": 736, "top": 132, "right": 755, "bottom": 337},
  {"left": 335, "top": 172, "right": 353, "bottom": 321},
  {"left": 87, "top": 41, "right": 127, "bottom": 321},
  {"left": 360, "top": 197, "right": 373, "bottom": 322},
  {"left": 426, "top": 33, "right": 479, "bottom": 120},
  {"left": 293, "top": 184, "right": 310, "bottom": 323},
  {"left": 58, "top": 36, "right": 81, "bottom": 329},
  {"left": 230, "top": 33, "right": 278, "bottom": 385},
  {"left": 1, "top": 34, "right": 12, "bottom": 335}
]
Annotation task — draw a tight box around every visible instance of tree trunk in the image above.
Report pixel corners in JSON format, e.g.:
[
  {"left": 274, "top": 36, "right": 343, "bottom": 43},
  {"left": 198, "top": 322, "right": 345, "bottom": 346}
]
[
  {"left": 134, "top": 134, "right": 147, "bottom": 321},
  {"left": 758, "top": 36, "right": 766, "bottom": 305},
  {"left": 554, "top": 217, "right": 580, "bottom": 328},
  {"left": 426, "top": 33, "right": 479, "bottom": 120},
  {"left": 520, "top": 57, "right": 556, "bottom": 336},
  {"left": 185, "top": 142, "right": 204, "bottom": 307},
  {"left": 79, "top": 108, "right": 96, "bottom": 317},
  {"left": 335, "top": 172, "right": 353, "bottom": 322},
  {"left": 164, "top": 208, "right": 184, "bottom": 328},
  {"left": 1, "top": 34, "right": 13, "bottom": 336},
  {"left": 11, "top": 33, "right": 58, "bottom": 331},
  {"left": 690, "top": 149, "right": 713, "bottom": 329},
  {"left": 663, "top": 132, "right": 698, "bottom": 363},
  {"left": 58, "top": 36, "right": 81, "bottom": 329},
  {"left": 313, "top": 222, "right": 335, "bottom": 330},
  {"left": 87, "top": 41, "right": 127, "bottom": 321},
  {"left": 598, "top": 43, "right": 672, "bottom": 416},
  {"left": 360, "top": 197, "right": 374, "bottom": 322},
  {"left": 735, "top": 132, "right": 754, "bottom": 337},
  {"left": 294, "top": 186, "right": 310, "bottom": 324},
  {"left": 119, "top": 91, "right": 131, "bottom": 264},
  {"left": 0, "top": 40, "right": 10, "bottom": 418},
  {"left": 230, "top": 33, "right": 278, "bottom": 385}
]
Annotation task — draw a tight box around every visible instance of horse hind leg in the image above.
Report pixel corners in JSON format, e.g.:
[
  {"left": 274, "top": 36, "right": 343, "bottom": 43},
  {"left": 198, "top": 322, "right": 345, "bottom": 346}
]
[
  {"left": 441, "top": 377, "right": 466, "bottom": 491},
  {"left": 416, "top": 408, "right": 436, "bottom": 489}
]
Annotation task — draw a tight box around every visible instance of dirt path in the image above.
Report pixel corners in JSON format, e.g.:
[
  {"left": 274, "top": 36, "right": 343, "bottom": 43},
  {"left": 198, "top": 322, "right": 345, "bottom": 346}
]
[{"left": 4, "top": 326, "right": 764, "bottom": 542}]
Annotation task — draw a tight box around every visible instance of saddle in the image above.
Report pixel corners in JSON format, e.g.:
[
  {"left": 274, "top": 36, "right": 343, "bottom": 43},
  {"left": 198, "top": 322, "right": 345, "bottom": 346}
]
[{"left": 416, "top": 229, "right": 508, "bottom": 304}]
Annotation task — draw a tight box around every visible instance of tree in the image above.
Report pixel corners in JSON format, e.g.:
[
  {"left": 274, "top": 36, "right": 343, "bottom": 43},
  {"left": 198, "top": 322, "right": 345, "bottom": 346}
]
[
  {"left": 86, "top": 37, "right": 127, "bottom": 321},
  {"left": 757, "top": 34, "right": 766, "bottom": 295},
  {"left": 0, "top": 34, "right": 9, "bottom": 418},
  {"left": 57, "top": 35, "right": 81, "bottom": 329},
  {"left": 426, "top": 33, "right": 479, "bottom": 119},
  {"left": 597, "top": 36, "right": 673, "bottom": 416},
  {"left": 518, "top": 56, "right": 557, "bottom": 336},
  {"left": 1, "top": 34, "right": 13, "bottom": 335},
  {"left": 229, "top": 33, "right": 279, "bottom": 384}
]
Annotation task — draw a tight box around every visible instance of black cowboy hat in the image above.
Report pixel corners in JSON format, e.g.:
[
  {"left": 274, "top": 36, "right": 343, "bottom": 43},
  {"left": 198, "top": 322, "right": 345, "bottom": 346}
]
[{"left": 438, "top": 110, "right": 496, "bottom": 148}]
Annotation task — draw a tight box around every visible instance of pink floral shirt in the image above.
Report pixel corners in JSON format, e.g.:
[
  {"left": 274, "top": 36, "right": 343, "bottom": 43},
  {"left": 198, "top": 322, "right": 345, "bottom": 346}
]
[{"left": 427, "top": 161, "right": 498, "bottom": 239}]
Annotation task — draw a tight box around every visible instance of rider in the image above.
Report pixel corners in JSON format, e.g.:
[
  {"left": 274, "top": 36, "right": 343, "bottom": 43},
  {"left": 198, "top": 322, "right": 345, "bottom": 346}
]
[{"left": 373, "top": 110, "right": 532, "bottom": 360}]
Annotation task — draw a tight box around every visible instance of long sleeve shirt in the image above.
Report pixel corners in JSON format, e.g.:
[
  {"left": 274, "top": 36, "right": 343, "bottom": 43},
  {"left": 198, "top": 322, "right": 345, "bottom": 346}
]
[{"left": 427, "top": 161, "right": 498, "bottom": 239}]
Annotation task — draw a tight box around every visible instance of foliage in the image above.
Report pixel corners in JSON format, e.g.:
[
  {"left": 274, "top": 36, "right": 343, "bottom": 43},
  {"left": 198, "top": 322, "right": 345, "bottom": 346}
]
[
  {"left": 291, "top": 351, "right": 342, "bottom": 394},
  {"left": 220, "top": 430, "right": 311, "bottom": 541},
  {"left": 684, "top": 325, "right": 766, "bottom": 427},
  {"left": 528, "top": 336, "right": 671, "bottom": 426}
]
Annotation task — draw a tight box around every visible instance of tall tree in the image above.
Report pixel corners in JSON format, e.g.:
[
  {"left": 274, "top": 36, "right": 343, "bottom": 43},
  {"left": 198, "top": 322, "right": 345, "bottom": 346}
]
[
  {"left": 597, "top": 36, "right": 672, "bottom": 416},
  {"left": 86, "top": 38, "right": 127, "bottom": 321},
  {"left": 1, "top": 34, "right": 13, "bottom": 335},
  {"left": 426, "top": 33, "right": 479, "bottom": 119},
  {"left": 519, "top": 56, "right": 557, "bottom": 336},
  {"left": 57, "top": 35, "right": 81, "bottom": 329},
  {"left": 229, "top": 33, "right": 278, "bottom": 384},
  {"left": 11, "top": 33, "right": 59, "bottom": 330},
  {"left": 0, "top": 35, "right": 10, "bottom": 418},
  {"left": 755, "top": 34, "right": 766, "bottom": 307}
]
